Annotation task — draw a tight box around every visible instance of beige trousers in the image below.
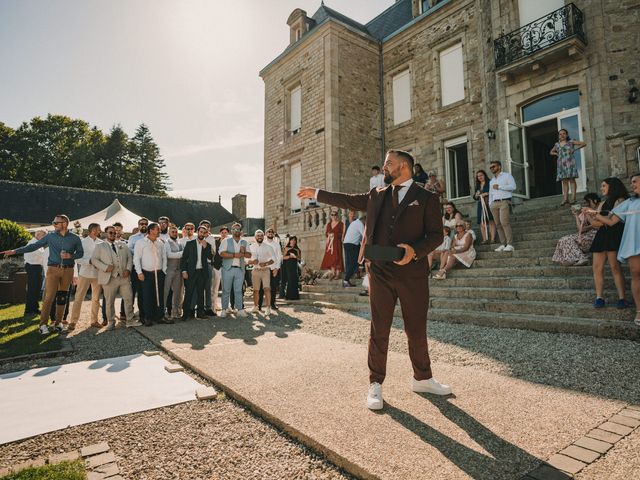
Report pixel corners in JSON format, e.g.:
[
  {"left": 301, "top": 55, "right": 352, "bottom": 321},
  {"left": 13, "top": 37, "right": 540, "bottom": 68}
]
[
  {"left": 490, "top": 199, "right": 513, "bottom": 246},
  {"left": 102, "top": 275, "right": 134, "bottom": 324},
  {"left": 40, "top": 266, "right": 74, "bottom": 326},
  {"left": 70, "top": 275, "right": 102, "bottom": 324}
]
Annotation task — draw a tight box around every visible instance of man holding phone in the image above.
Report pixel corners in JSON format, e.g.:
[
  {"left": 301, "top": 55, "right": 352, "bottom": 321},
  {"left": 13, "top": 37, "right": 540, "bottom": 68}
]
[
  {"left": 298, "top": 149, "right": 449, "bottom": 410},
  {"left": 2, "top": 214, "right": 83, "bottom": 335}
]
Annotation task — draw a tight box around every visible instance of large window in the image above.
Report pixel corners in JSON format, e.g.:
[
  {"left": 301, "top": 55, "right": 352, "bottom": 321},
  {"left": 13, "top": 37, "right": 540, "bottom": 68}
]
[
  {"left": 392, "top": 70, "right": 411, "bottom": 125},
  {"left": 445, "top": 137, "right": 470, "bottom": 199},
  {"left": 290, "top": 162, "right": 302, "bottom": 212},
  {"left": 439, "top": 43, "right": 464, "bottom": 106},
  {"left": 518, "top": 0, "right": 564, "bottom": 26},
  {"left": 522, "top": 90, "right": 579, "bottom": 123},
  {"left": 289, "top": 85, "right": 301, "bottom": 134}
]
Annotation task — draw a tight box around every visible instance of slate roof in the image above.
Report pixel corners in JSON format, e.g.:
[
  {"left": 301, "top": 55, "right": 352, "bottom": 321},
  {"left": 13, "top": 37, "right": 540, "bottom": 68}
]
[
  {"left": 0, "top": 180, "right": 238, "bottom": 229},
  {"left": 365, "top": 0, "right": 414, "bottom": 40},
  {"left": 311, "top": 4, "right": 370, "bottom": 35}
]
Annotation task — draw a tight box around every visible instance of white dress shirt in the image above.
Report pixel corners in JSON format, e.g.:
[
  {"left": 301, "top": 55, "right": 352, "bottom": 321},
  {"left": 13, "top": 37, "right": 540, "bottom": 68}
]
[
  {"left": 179, "top": 235, "right": 196, "bottom": 247},
  {"left": 128, "top": 232, "right": 145, "bottom": 253},
  {"left": 263, "top": 237, "right": 283, "bottom": 270},
  {"left": 23, "top": 238, "right": 46, "bottom": 266},
  {"left": 133, "top": 237, "right": 167, "bottom": 273},
  {"left": 344, "top": 218, "right": 365, "bottom": 245},
  {"left": 250, "top": 242, "right": 276, "bottom": 270},
  {"left": 369, "top": 173, "right": 385, "bottom": 190},
  {"left": 159, "top": 232, "right": 170, "bottom": 241},
  {"left": 77, "top": 236, "right": 103, "bottom": 278},
  {"left": 488, "top": 171, "right": 517, "bottom": 205}
]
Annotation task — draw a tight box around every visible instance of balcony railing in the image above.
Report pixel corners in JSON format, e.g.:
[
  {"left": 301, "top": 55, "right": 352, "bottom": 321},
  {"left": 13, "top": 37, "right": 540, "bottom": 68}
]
[{"left": 494, "top": 3, "right": 586, "bottom": 69}]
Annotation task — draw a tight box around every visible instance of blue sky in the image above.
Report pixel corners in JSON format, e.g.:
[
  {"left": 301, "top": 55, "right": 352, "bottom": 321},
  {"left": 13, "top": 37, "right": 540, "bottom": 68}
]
[{"left": 0, "top": 0, "right": 392, "bottom": 217}]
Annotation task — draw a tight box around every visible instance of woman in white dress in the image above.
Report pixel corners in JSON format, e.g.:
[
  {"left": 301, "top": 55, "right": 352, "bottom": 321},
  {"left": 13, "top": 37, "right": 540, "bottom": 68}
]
[{"left": 433, "top": 222, "right": 476, "bottom": 280}]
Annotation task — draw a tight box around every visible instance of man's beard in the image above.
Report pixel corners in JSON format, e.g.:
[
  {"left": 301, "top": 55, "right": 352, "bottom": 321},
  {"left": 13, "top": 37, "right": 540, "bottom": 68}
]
[
  {"left": 383, "top": 173, "right": 395, "bottom": 184},
  {"left": 161, "top": 227, "right": 168, "bottom": 234},
  {"left": 170, "top": 235, "right": 178, "bottom": 240},
  {"left": 197, "top": 235, "right": 205, "bottom": 241},
  {"left": 257, "top": 239, "right": 263, "bottom": 244},
  {"left": 139, "top": 227, "right": 147, "bottom": 234}
]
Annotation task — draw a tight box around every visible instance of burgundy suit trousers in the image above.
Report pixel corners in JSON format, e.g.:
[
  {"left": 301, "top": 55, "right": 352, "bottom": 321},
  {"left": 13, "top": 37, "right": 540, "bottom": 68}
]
[{"left": 368, "top": 261, "right": 433, "bottom": 384}]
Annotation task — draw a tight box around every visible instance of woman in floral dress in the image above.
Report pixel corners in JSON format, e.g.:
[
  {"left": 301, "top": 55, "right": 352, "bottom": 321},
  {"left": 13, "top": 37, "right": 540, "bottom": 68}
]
[
  {"left": 320, "top": 211, "right": 344, "bottom": 280},
  {"left": 550, "top": 128, "right": 587, "bottom": 206},
  {"left": 552, "top": 193, "right": 600, "bottom": 266}
]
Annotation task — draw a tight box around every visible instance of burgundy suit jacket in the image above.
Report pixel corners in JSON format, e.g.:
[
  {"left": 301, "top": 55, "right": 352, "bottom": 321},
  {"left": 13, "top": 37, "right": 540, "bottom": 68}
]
[{"left": 317, "top": 182, "right": 443, "bottom": 265}]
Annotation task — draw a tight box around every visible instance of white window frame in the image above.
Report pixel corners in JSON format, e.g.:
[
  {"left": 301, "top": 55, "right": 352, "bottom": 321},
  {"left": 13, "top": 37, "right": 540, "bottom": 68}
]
[
  {"left": 439, "top": 43, "right": 465, "bottom": 107},
  {"left": 392, "top": 69, "right": 411, "bottom": 125},
  {"left": 290, "top": 162, "right": 302, "bottom": 213},
  {"left": 289, "top": 85, "right": 302, "bottom": 135},
  {"left": 444, "top": 136, "right": 470, "bottom": 201}
]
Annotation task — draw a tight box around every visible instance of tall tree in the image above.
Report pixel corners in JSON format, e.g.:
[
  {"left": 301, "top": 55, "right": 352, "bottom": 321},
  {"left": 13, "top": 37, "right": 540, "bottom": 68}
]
[
  {"left": 0, "top": 122, "right": 16, "bottom": 179},
  {"left": 99, "top": 125, "right": 134, "bottom": 191},
  {"left": 130, "top": 124, "right": 169, "bottom": 195}
]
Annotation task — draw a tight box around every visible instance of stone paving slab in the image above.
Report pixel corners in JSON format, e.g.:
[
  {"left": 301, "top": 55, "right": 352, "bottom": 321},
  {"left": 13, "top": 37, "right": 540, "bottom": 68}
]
[{"left": 142, "top": 328, "right": 625, "bottom": 480}]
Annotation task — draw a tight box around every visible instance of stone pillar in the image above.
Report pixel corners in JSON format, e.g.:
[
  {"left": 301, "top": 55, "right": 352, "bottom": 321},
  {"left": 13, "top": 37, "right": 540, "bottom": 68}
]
[{"left": 232, "top": 194, "right": 247, "bottom": 221}]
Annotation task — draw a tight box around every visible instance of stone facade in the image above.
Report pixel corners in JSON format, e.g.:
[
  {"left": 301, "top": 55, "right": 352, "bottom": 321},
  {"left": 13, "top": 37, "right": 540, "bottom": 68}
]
[{"left": 261, "top": 0, "right": 640, "bottom": 268}]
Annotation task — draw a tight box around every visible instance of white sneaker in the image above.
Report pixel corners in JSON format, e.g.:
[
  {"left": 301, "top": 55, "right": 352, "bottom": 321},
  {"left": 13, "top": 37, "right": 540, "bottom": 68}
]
[
  {"left": 494, "top": 245, "right": 506, "bottom": 252},
  {"left": 265, "top": 307, "right": 271, "bottom": 317},
  {"left": 367, "top": 382, "right": 383, "bottom": 410},
  {"left": 127, "top": 320, "right": 143, "bottom": 327},
  {"left": 237, "top": 309, "right": 247, "bottom": 318},
  {"left": 220, "top": 310, "right": 227, "bottom": 318},
  {"left": 503, "top": 244, "right": 515, "bottom": 252},
  {"left": 53, "top": 324, "right": 67, "bottom": 334},
  {"left": 251, "top": 306, "right": 259, "bottom": 314},
  {"left": 270, "top": 308, "right": 278, "bottom": 316},
  {"left": 412, "top": 377, "right": 452, "bottom": 395},
  {"left": 39, "top": 324, "right": 50, "bottom": 335}
]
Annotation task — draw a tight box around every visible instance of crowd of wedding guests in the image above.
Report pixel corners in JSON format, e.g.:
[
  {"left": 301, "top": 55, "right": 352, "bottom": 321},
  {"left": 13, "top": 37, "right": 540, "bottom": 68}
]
[{"left": 7, "top": 216, "right": 302, "bottom": 335}]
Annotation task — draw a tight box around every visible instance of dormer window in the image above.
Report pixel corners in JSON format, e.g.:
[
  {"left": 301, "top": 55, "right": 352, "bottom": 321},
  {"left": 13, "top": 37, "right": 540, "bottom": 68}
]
[{"left": 295, "top": 28, "right": 302, "bottom": 41}]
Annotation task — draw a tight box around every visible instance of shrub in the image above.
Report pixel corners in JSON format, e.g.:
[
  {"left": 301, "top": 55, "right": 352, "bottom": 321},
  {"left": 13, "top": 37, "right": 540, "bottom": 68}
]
[{"left": 0, "top": 219, "right": 32, "bottom": 253}]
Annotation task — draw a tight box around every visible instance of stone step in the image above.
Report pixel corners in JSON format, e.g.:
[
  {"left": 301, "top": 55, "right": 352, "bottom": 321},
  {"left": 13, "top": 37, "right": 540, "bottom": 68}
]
[
  {"left": 471, "top": 256, "right": 555, "bottom": 268},
  {"left": 446, "top": 265, "right": 593, "bottom": 278},
  {"left": 430, "top": 297, "right": 635, "bottom": 321},
  {"left": 442, "top": 275, "right": 626, "bottom": 291},
  {"left": 428, "top": 286, "right": 616, "bottom": 304},
  {"left": 475, "top": 238, "right": 558, "bottom": 251},
  {"left": 475, "top": 247, "right": 556, "bottom": 259}
]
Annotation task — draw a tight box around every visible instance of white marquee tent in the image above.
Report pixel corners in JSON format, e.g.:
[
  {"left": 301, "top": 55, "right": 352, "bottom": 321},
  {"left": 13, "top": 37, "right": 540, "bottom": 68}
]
[{"left": 28, "top": 199, "right": 143, "bottom": 233}]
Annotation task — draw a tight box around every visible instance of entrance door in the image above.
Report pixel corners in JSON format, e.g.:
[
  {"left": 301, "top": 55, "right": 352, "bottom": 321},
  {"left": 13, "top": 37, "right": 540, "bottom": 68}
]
[
  {"left": 557, "top": 110, "right": 587, "bottom": 192},
  {"left": 505, "top": 120, "right": 530, "bottom": 198}
]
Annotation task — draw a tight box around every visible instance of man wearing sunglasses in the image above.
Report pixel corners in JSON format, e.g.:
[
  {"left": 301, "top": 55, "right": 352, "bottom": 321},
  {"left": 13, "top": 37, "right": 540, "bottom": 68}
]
[
  {"left": 128, "top": 218, "right": 150, "bottom": 322},
  {"left": 2, "top": 214, "right": 84, "bottom": 335}
]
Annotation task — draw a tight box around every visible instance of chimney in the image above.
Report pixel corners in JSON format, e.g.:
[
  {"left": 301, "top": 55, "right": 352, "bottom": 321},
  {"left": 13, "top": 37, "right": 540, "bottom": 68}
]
[
  {"left": 232, "top": 194, "right": 247, "bottom": 220},
  {"left": 218, "top": 195, "right": 221, "bottom": 204},
  {"left": 286, "top": 8, "right": 314, "bottom": 45}
]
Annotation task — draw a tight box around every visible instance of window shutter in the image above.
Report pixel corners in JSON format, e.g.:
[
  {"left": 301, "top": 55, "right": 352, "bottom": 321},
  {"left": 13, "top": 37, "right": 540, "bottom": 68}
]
[
  {"left": 440, "top": 44, "right": 464, "bottom": 106},
  {"left": 290, "top": 86, "right": 302, "bottom": 133},
  {"left": 392, "top": 70, "right": 411, "bottom": 125},
  {"left": 290, "top": 163, "right": 302, "bottom": 211}
]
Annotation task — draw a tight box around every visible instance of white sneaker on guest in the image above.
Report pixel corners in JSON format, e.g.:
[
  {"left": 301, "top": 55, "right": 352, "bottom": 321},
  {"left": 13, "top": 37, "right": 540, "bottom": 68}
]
[
  {"left": 220, "top": 310, "right": 227, "bottom": 318},
  {"left": 367, "top": 382, "right": 384, "bottom": 410},
  {"left": 237, "top": 309, "right": 247, "bottom": 318},
  {"left": 503, "top": 244, "right": 515, "bottom": 252},
  {"left": 494, "top": 245, "right": 506, "bottom": 252},
  {"left": 39, "top": 324, "right": 50, "bottom": 335},
  {"left": 264, "top": 307, "right": 271, "bottom": 317},
  {"left": 251, "top": 306, "right": 259, "bottom": 314},
  {"left": 412, "top": 377, "right": 452, "bottom": 395}
]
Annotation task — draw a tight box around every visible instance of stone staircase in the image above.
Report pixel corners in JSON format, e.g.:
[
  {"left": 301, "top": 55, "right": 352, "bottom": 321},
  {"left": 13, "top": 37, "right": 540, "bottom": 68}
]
[{"left": 295, "top": 195, "right": 639, "bottom": 340}]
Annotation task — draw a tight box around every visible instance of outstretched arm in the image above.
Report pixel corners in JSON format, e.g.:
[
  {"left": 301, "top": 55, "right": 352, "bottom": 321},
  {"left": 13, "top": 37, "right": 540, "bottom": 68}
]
[{"left": 298, "top": 186, "right": 369, "bottom": 212}]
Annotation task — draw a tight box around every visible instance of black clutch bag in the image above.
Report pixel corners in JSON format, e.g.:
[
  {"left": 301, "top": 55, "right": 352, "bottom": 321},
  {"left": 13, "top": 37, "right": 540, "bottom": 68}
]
[{"left": 364, "top": 244, "right": 404, "bottom": 262}]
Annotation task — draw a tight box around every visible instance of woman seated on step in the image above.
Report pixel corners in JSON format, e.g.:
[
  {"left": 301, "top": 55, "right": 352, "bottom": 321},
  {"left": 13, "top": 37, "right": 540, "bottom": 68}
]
[
  {"left": 442, "top": 202, "right": 463, "bottom": 238},
  {"left": 551, "top": 193, "right": 600, "bottom": 267},
  {"left": 428, "top": 226, "right": 452, "bottom": 273},
  {"left": 586, "top": 173, "right": 640, "bottom": 325},
  {"left": 433, "top": 221, "right": 476, "bottom": 280}
]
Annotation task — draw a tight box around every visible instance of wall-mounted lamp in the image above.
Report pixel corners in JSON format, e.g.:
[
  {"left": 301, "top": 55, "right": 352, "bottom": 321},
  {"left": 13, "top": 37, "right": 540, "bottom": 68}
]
[
  {"left": 629, "top": 86, "right": 639, "bottom": 104},
  {"left": 486, "top": 129, "right": 496, "bottom": 140}
]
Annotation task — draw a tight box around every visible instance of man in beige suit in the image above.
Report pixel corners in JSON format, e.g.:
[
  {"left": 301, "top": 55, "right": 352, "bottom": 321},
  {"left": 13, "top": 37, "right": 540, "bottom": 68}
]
[{"left": 91, "top": 225, "right": 138, "bottom": 329}]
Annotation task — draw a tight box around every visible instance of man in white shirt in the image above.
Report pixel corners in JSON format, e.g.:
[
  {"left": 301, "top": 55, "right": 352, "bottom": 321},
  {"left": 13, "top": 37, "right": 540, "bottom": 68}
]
[
  {"left": 23, "top": 230, "right": 47, "bottom": 316},
  {"left": 198, "top": 219, "right": 217, "bottom": 316},
  {"left": 258, "top": 228, "right": 282, "bottom": 313},
  {"left": 343, "top": 214, "right": 365, "bottom": 288},
  {"left": 179, "top": 222, "right": 196, "bottom": 247},
  {"left": 164, "top": 225, "right": 184, "bottom": 320},
  {"left": 134, "top": 222, "right": 170, "bottom": 326},
  {"left": 158, "top": 216, "right": 171, "bottom": 241},
  {"left": 211, "top": 226, "right": 229, "bottom": 311},
  {"left": 369, "top": 165, "right": 386, "bottom": 190},
  {"left": 488, "top": 160, "right": 517, "bottom": 252},
  {"left": 249, "top": 230, "right": 276, "bottom": 318},
  {"left": 180, "top": 225, "right": 214, "bottom": 320},
  {"left": 69, "top": 223, "right": 103, "bottom": 330}
]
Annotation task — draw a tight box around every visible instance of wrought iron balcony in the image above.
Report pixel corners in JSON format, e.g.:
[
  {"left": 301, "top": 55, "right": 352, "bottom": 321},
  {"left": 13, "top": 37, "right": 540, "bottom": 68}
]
[{"left": 494, "top": 3, "right": 586, "bottom": 70}]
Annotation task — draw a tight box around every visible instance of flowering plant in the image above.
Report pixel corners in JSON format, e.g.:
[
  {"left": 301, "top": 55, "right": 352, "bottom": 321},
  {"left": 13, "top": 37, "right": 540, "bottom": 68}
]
[{"left": 72, "top": 221, "right": 83, "bottom": 236}]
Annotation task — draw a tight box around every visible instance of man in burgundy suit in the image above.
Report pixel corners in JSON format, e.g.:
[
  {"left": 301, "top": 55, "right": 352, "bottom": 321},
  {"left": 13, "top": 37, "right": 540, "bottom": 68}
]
[{"left": 298, "top": 150, "right": 451, "bottom": 410}]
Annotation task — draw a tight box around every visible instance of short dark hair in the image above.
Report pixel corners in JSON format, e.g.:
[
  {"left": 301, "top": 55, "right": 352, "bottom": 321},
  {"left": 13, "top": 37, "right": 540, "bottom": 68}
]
[
  {"left": 138, "top": 217, "right": 149, "bottom": 225},
  {"left": 147, "top": 222, "right": 160, "bottom": 233},
  {"left": 55, "top": 214, "right": 70, "bottom": 224},
  {"left": 104, "top": 225, "right": 116, "bottom": 233},
  {"left": 158, "top": 216, "right": 170, "bottom": 222},
  {"left": 387, "top": 149, "right": 415, "bottom": 169},
  {"left": 113, "top": 222, "right": 123, "bottom": 228},
  {"left": 199, "top": 219, "right": 211, "bottom": 226},
  {"left": 87, "top": 223, "right": 100, "bottom": 233},
  {"left": 371, "top": 165, "right": 380, "bottom": 172},
  {"left": 443, "top": 225, "right": 451, "bottom": 234},
  {"left": 219, "top": 226, "right": 229, "bottom": 233},
  {"left": 583, "top": 193, "right": 600, "bottom": 204},
  {"left": 490, "top": 160, "right": 502, "bottom": 168},
  {"left": 197, "top": 225, "right": 208, "bottom": 234}
]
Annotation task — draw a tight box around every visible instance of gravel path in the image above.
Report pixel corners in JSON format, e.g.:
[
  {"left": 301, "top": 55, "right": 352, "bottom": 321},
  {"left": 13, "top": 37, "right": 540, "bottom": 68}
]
[{"left": 0, "top": 302, "right": 352, "bottom": 480}]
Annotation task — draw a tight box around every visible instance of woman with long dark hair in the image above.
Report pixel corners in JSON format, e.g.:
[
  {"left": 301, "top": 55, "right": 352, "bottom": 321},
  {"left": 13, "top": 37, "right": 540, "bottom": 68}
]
[
  {"left": 412, "top": 163, "right": 428, "bottom": 185},
  {"left": 473, "top": 170, "right": 495, "bottom": 244},
  {"left": 552, "top": 193, "right": 600, "bottom": 266},
  {"left": 320, "top": 211, "right": 344, "bottom": 280},
  {"left": 442, "top": 202, "right": 462, "bottom": 238},
  {"left": 550, "top": 128, "right": 587, "bottom": 206},
  {"left": 283, "top": 236, "right": 301, "bottom": 300},
  {"left": 587, "top": 177, "right": 629, "bottom": 308}
]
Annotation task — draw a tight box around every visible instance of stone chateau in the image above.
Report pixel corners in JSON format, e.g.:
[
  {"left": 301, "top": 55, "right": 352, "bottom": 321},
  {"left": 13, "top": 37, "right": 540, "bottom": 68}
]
[{"left": 260, "top": 0, "right": 640, "bottom": 266}]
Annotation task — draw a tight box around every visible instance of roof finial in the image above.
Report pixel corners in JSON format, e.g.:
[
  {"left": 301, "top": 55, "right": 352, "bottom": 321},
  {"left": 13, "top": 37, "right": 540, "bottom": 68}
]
[{"left": 321, "top": 0, "right": 324, "bottom": 5}]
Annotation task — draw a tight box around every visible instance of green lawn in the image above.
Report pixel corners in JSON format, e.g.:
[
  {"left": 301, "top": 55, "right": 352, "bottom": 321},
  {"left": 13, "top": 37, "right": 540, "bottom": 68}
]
[
  {"left": 0, "top": 460, "right": 86, "bottom": 480},
  {"left": 0, "top": 303, "right": 64, "bottom": 360}
]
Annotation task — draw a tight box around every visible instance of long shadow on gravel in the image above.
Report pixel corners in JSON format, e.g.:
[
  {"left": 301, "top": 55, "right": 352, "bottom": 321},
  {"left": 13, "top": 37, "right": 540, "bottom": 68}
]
[
  {"left": 136, "top": 312, "right": 302, "bottom": 350},
  {"left": 385, "top": 397, "right": 542, "bottom": 480}
]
